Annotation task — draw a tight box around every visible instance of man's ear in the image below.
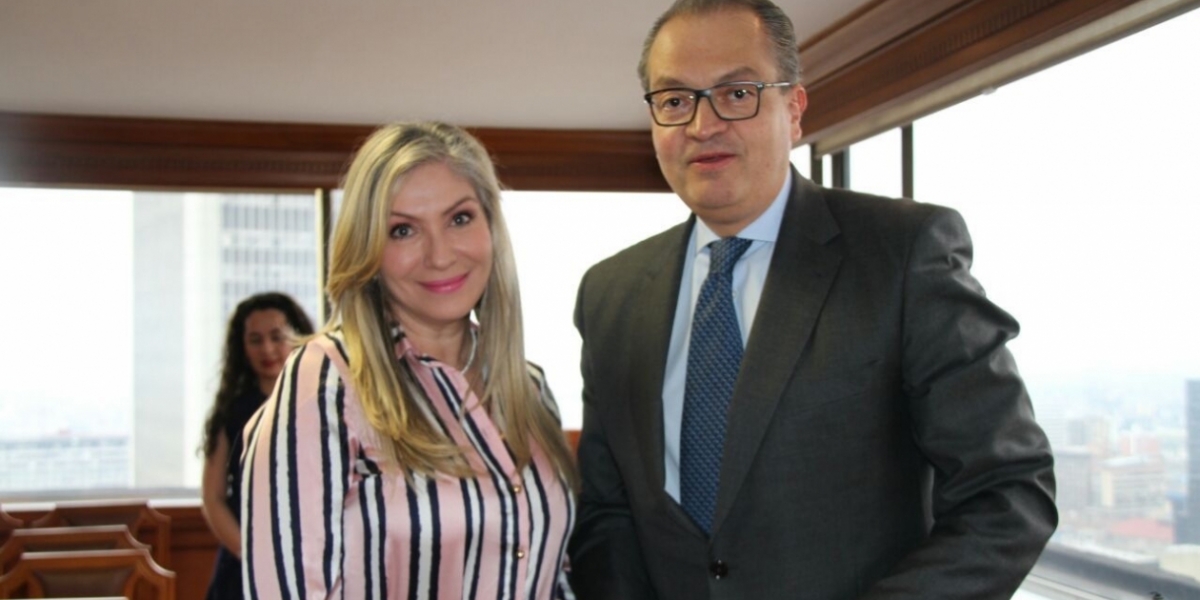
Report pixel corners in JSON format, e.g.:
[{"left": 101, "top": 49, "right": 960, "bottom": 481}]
[{"left": 789, "top": 85, "right": 808, "bottom": 144}]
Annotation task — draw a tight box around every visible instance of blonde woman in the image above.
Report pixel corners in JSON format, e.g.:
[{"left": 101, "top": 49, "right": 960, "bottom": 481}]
[{"left": 242, "top": 122, "right": 578, "bottom": 599}]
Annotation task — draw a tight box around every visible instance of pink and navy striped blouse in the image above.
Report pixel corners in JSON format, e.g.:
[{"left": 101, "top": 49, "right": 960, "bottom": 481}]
[{"left": 241, "top": 330, "right": 576, "bottom": 600}]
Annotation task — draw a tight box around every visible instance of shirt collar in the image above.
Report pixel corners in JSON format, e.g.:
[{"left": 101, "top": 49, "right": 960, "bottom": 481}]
[
  {"left": 693, "top": 169, "right": 792, "bottom": 254},
  {"left": 390, "top": 324, "right": 425, "bottom": 362},
  {"left": 391, "top": 321, "right": 480, "bottom": 367}
]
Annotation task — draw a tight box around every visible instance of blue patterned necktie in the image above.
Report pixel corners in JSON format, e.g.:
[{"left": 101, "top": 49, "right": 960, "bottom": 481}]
[{"left": 680, "top": 236, "right": 752, "bottom": 533}]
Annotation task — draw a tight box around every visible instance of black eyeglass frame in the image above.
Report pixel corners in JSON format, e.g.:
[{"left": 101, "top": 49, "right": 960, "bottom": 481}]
[{"left": 642, "top": 80, "right": 795, "bottom": 127}]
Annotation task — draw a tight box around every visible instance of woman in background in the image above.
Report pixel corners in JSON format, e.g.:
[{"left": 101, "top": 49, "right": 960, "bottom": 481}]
[
  {"left": 201, "top": 292, "right": 314, "bottom": 600},
  {"left": 242, "top": 122, "right": 578, "bottom": 599}
]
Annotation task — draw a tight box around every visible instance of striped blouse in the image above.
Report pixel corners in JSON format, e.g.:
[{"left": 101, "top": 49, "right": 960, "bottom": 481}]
[{"left": 241, "top": 330, "right": 576, "bottom": 600}]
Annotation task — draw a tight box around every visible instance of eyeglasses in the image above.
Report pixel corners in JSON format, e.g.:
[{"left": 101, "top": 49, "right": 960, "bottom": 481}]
[{"left": 643, "top": 81, "right": 794, "bottom": 127}]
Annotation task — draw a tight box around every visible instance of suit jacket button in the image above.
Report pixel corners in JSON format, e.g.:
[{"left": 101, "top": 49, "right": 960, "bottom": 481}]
[{"left": 708, "top": 560, "right": 729, "bottom": 579}]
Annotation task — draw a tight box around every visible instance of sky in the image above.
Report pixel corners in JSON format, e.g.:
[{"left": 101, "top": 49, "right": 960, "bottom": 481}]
[
  {"left": 850, "top": 8, "right": 1200, "bottom": 388},
  {"left": 0, "top": 189, "right": 134, "bottom": 437}
]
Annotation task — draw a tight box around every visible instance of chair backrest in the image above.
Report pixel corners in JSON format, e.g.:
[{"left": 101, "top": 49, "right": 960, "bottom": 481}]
[
  {"left": 31, "top": 501, "right": 171, "bottom": 568},
  {"left": 565, "top": 429, "right": 581, "bottom": 457},
  {"left": 0, "top": 511, "right": 20, "bottom": 547},
  {"left": 0, "top": 548, "right": 175, "bottom": 600},
  {"left": 0, "top": 525, "right": 150, "bottom": 573}
]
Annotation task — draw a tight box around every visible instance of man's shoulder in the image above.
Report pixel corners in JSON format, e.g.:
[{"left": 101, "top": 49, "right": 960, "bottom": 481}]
[
  {"left": 574, "top": 219, "right": 690, "bottom": 321},
  {"left": 585, "top": 219, "right": 690, "bottom": 282},
  {"left": 811, "top": 184, "right": 958, "bottom": 236},
  {"left": 822, "top": 185, "right": 943, "bottom": 218}
]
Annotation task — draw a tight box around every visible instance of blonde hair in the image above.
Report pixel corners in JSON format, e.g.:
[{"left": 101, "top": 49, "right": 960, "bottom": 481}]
[{"left": 328, "top": 121, "right": 577, "bottom": 488}]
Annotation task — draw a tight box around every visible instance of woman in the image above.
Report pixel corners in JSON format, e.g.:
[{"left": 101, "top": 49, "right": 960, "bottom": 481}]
[
  {"left": 243, "top": 122, "right": 578, "bottom": 599},
  {"left": 201, "top": 292, "right": 314, "bottom": 600}
]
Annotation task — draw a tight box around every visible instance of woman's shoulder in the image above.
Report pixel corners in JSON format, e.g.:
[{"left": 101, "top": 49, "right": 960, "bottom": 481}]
[
  {"left": 524, "top": 361, "right": 561, "bottom": 420},
  {"left": 306, "top": 328, "right": 349, "bottom": 358},
  {"left": 273, "top": 329, "right": 369, "bottom": 436},
  {"left": 273, "top": 330, "right": 358, "bottom": 410},
  {"left": 524, "top": 360, "right": 551, "bottom": 396},
  {"left": 289, "top": 329, "right": 351, "bottom": 374},
  {"left": 524, "top": 360, "right": 547, "bottom": 383}
]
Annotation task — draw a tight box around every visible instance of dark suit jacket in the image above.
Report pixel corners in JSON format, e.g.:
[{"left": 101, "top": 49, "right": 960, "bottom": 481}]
[{"left": 567, "top": 172, "right": 1057, "bottom": 600}]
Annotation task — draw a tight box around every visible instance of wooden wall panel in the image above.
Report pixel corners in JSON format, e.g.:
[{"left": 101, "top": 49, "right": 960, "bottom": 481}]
[{"left": 0, "top": 112, "right": 668, "bottom": 192}]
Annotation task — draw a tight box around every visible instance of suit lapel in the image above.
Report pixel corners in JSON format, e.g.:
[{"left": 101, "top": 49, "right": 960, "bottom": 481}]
[
  {"left": 712, "top": 175, "right": 843, "bottom": 534},
  {"left": 627, "top": 217, "right": 693, "bottom": 499}
]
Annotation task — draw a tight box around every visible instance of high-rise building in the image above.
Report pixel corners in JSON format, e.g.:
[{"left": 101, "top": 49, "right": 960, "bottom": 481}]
[
  {"left": 133, "top": 192, "right": 318, "bottom": 489},
  {"left": 1181, "top": 380, "right": 1200, "bottom": 543},
  {"left": 1068, "top": 416, "right": 1111, "bottom": 459},
  {"left": 217, "top": 194, "right": 320, "bottom": 321},
  {"left": 1097, "top": 455, "right": 1166, "bottom": 519},
  {"left": 132, "top": 194, "right": 187, "bottom": 487},
  {"left": 1056, "top": 447, "right": 1093, "bottom": 513}
]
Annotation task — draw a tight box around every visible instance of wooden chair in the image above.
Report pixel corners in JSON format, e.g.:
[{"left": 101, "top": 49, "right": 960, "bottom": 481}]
[
  {"left": 0, "top": 511, "right": 19, "bottom": 547},
  {"left": 31, "top": 501, "right": 171, "bottom": 569},
  {"left": 1, "top": 525, "right": 150, "bottom": 573},
  {"left": 0, "top": 548, "right": 175, "bottom": 599},
  {"left": 565, "top": 429, "right": 581, "bottom": 457}
]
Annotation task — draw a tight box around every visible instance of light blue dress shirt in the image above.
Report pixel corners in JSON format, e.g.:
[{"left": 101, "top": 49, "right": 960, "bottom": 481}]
[{"left": 662, "top": 169, "right": 793, "bottom": 501}]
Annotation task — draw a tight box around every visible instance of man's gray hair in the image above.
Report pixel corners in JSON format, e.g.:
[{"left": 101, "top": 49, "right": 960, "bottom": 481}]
[{"left": 637, "top": 0, "right": 803, "bottom": 92}]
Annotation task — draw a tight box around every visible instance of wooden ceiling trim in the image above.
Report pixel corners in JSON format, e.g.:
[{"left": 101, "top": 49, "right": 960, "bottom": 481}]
[
  {"left": 799, "top": 0, "right": 1200, "bottom": 153},
  {"left": 0, "top": 112, "right": 668, "bottom": 192},
  {"left": 804, "top": 0, "right": 1073, "bottom": 140},
  {"left": 797, "top": 0, "right": 963, "bottom": 85}
]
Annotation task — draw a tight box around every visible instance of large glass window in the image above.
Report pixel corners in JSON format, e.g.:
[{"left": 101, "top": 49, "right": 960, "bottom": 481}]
[
  {"left": 503, "top": 191, "right": 689, "bottom": 428},
  {"left": 915, "top": 7, "right": 1200, "bottom": 584},
  {"left": 790, "top": 143, "right": 812, "bottom": 180},
  {"left": 847, "top": 127, "right": 902, "bottom": 198},
  {"left": 0, "top": 188, "right": 319, "bottom": 496},
  {"left": 0, "top": 186, "right": 685, "bottom": 497}
]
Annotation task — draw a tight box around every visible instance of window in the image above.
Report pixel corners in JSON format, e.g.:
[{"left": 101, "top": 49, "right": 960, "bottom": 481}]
[
  {"left": 790, "top": 143, "right": 813, "bottom": 180},
  {"left": 0, "top": 186, "right": 685, "bottom": 496},
  {"left": 913, "top": 7, "right": 1200, "bottom": 587},
  {"left": 500, "top": 191, "right": 689, "bottom": 428},
  {"left": 846, "top": 127, "right": 902, "bottom": 198},
  {"left": 0, "top": 188, "right": 319, "bottom": 496}
]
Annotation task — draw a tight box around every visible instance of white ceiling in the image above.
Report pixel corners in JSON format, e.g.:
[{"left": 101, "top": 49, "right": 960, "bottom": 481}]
[{"left": 0, "top": 0, "right": 870, "bottom": 130}]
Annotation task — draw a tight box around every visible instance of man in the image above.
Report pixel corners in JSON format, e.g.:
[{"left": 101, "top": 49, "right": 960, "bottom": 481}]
[{"left": 567, "top": 0, "right": 1057, "bottom": 598}]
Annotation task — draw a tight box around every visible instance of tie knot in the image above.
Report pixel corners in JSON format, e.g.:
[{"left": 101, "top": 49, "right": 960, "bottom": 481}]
[{"left": 708, "top": 237, "right": 751, "bottom": 276}]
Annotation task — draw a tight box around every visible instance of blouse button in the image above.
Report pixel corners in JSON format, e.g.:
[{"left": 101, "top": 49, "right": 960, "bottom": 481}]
[
  {"left": 516, "top": 548, "right": 526, "bottom": 559},
  {"left": 511, "top": 484, "right": 523, "bottom": 494}
]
